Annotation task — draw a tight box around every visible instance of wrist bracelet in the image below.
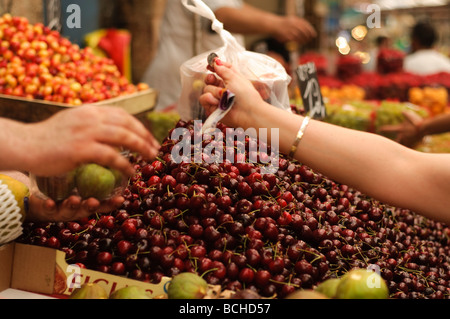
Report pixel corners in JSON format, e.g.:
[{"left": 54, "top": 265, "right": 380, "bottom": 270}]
[{"left": 289, "top": 116, "right": 311, "bottom": 160}]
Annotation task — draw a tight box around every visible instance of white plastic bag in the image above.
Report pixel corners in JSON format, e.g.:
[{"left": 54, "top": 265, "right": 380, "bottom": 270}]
[{"left": 178, "top": 0, "right": 292, "bottom": 121}]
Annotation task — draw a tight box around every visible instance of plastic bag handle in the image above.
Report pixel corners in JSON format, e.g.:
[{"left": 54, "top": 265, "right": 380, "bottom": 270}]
[
  {"left": 181, "top": 0, "right": 221, "bottom": 31},
  {"left": 181, "top": 0, "right": 243, "bottom": 52}
]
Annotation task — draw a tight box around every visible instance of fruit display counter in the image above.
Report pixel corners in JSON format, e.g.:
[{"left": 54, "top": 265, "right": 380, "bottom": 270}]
[
  {"left": 300, "top": 52, "right": 450, "bottom": 110},
  {"left": 416, "top": 132, "right": 450, "bottom": 154},
  {"left": 299, "top": 53, "right": 449, "bottom": 143},
  {"left": 0, "top": 14, "right": 156, "bottom": 123},
  {"left": 322, "top": 99, "right": 431, "bottom": 136},
  {"left": 13, "top": 120, "right": 450, "bottom": 300}
]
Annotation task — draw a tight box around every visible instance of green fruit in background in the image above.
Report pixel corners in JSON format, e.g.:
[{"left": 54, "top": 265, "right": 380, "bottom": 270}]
[
  {"left": 75, "top": 164, "right": 116, "bottom": 200},
  {"left": 146, "top": 111, "right": 180, "bottom": 144},
  {"left": 315, "top": 278, "right": 341, "bottom": 298},
  {"left": 167, "top": 272, "right": 208, "bottom": 299},
  {"left": 69, "top": 283, "right": 108, "bottom": 299},
  {"left": 109, "top": 286, "right": 152, "bottom": 299},
  {"left": 334, "top": 268, "right": 389, "bottom": 299}
]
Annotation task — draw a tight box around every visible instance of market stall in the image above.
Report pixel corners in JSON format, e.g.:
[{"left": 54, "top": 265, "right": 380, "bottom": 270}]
[{"left": 0, "top": 0, "right": 449, "bottom": 304}]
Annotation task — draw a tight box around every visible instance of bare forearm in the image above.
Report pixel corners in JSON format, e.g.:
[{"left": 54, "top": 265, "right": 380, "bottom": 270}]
[
  {"left": 248, "top": 104, "right": 450, "bottom": 223},
  {"left": 420, "top": 112, "right": 450, "bottom": 137},
  {"left": 249, "top": 105, "right": 414, "bottom": 192},
  {"left": 201, "top": 61, "right": 449, "bottom": 222},
  {"left": 0, "top": 118, "right": 31, "bottom": 172},
  {"left": 301, "top": 118, "right": 450, "bottom": 221},
  {"left": 214, "top": 4, "right": 281, "bottom": 36}
]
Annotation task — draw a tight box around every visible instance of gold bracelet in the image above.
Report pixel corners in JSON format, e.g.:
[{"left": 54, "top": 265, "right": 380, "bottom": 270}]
[{"left": 289, "top": 116, "right": 311, "bottom": 159}]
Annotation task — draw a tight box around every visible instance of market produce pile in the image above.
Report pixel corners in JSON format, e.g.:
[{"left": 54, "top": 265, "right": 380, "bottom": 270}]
[
  {"left": 298, "top": 52, "right": 448, "bottom": 147},
  {"left": 308, "top": 99, "right": 430, "bottom": 141},
  {"left": 300, "top": 52, "right": 450, "bottom": 105},
  {"left": 376, "top": 48, "right": 405, "bottom": 74},
  {"left": 0, "top": 14, "right": 148, "bottom": 105},
  {"left": 146, "top": 111, "right": 181, "bottom": 144},
  {"left": 17, "top": 120, "right": 450, "bottom": 299}
]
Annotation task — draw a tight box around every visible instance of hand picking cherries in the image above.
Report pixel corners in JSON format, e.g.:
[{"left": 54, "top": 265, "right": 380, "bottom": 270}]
[{"left": 18, "top": 120, "right": 450, "bottom": 299}]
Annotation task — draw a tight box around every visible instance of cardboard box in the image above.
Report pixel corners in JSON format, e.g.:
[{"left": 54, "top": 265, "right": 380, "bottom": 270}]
[
  {"left": 1, "top": 242, "right": 170, "bottom": 298},
  {"left": 0, "top": 243, "right": 14, "bottom": 293},
  {"left": 0, "top": 88, "right": 158, "bottom": 123}
]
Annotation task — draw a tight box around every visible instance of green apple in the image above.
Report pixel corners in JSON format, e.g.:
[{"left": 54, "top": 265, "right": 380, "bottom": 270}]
[
  {"left": 70, "top": 283, "right": 108, "bottom": 299},
  {"left": 75, "top": 164, "right": 116, "bottom": 200},
  {"left": 167, "top": 272, "right": 208, "bottom": 299},
  {"left": 109, "top": 286, "right": 152, "bottom": 299},
  {"left": 335, "top": 268, "right": 389, "bottom": 299},
  {"left": 315, "top": 278, "right": 341, "bottom": 298}
]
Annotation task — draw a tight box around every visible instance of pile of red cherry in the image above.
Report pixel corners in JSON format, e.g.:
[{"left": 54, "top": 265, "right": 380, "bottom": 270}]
[{"left": 18, "top": 120, "right": 450, "bottom": 299}]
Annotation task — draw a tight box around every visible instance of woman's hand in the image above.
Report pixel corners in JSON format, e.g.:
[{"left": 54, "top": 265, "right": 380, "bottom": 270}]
[
  {"left": 27, "top": 193, "right": 124, "bottom": 222},
  {"left": 200, "top": 60, "right": 266, "bottom": 130},
  {"left": 272, "top": 16, "right": 317, "bottom": 45},
  {"left": 379, "top": 111, "right": 425, "bottom": 147}
]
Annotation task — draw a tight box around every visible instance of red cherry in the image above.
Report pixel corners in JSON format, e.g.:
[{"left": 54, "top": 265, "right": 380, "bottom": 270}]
[
  {"left": 277, "top": 211, "right": 292, "bottom": 226},
  {"left": 46, "top": 236, "right": 60, "bottom": 249},
  {"left": 121, "top": 221, "right": 137, "bottom": 238},
  {"left": 151, "top": 160, "right": 164, "bottom": 173},
  {"left": 255, "top": 269, "right": 271, "bottom": 288},
  {"left": 116, "top": 240, "right": 133, "bottom": 256},
  {"left": 162, "top": 175, "right": 177, "bottom": 189},
  {"left": 141, "top": 164, "right": 155, "bottom": 179},
  {"left": 190, "top": 245, "right": 207, "bottom": 258},
  {"left": 237, "top": 181, "right": 252, "bottom": 198},
  {"left": 148, "top": 175, "right": 161, "bottom": 186},
  {"left": 96, "top": 251, "right": 113, "bottom": 265},
  {"left": 238, "top": 267, "right": 255, "bottom": 283},
  {"left": 111, "top": 262, "right": 126, "bottom": 275}
]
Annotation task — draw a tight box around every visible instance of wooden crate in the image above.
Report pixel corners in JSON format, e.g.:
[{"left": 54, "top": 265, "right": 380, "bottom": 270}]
[{"left": 0, "top": 88, "right": 158, "bottom": 123}]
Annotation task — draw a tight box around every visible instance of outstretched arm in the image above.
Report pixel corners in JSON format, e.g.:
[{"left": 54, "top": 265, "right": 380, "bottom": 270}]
[
  {"left": 258, "top": 105, "right": 450, "bottom": 224},
  {"left": 200, "top": 61, "right": 450, "bottom": 224}
]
